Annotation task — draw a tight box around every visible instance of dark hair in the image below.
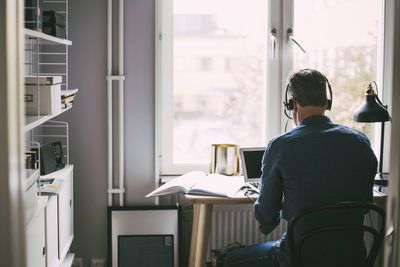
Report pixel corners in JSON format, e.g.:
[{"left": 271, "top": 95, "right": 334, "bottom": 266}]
[{"left": 288, "top": 69, "right": 328, "bottom": 107}]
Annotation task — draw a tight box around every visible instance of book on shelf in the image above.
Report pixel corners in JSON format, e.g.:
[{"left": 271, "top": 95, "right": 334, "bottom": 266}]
[
  {"left": 24, "top": 0, "right": 43, "bottom": 31},
  {"left": 146, "top": 171, "right": 245, "bottom": 198},
  {"left": 61, "top": 95, "right": 75, "bottom": 103},
  {"left": 61, "top": 88, "right": 78, "bottom": 109},
  {"left": 61, "top": 88, "right": 79, "bottom": 98},
  {"left": 62, "top": 102, "right": 73, "bottom": 109}
]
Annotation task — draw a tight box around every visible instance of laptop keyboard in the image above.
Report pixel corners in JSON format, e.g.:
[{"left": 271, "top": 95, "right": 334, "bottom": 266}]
[{"left": 248, "top": 182, "right": 260, "bottom": 190}]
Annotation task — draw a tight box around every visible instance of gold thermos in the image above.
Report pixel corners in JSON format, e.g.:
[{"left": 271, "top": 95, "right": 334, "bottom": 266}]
[{"left": 209, "top": 144, "right": 239, "bottom": 176}]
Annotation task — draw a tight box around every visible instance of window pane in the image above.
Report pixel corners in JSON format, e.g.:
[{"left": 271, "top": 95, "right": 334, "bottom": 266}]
[
  {"left": 173, "top": 0, "right": 268, "bottom": 164},
  {"left": 293, "top": 0, "right": 383, "bottom": 142}
]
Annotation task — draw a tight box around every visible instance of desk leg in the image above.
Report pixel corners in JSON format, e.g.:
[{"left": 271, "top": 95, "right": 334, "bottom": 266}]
[{"left": 189, "top": 203, "right": 213, "bottom": 267}]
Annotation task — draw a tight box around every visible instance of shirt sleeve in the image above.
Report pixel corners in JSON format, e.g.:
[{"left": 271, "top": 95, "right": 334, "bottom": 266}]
[{"left": 254, "top": 139, "right": 283, "bottom": 236}]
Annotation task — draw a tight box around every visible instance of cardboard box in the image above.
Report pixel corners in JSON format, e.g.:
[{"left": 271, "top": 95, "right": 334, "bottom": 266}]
[
  {"left": 25, "top": 84, "right": 61, "bottom": 115},
  {"left": 25, "top": 75, "right": 62, "bottom": 85}
]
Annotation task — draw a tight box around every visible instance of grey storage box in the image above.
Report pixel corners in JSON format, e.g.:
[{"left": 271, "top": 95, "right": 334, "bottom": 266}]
[{"left": 25, "top": 84, "right": 61, "bottom": 116}]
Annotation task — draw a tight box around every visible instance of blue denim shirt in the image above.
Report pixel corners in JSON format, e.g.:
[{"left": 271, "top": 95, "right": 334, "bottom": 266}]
[{"left": 254, "top": 115, "right": 377, "bottom": 265}]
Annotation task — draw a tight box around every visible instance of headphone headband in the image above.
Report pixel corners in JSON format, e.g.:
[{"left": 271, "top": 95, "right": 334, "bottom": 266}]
[{"left": 283, "top": 69, "right": 333, "bottom": 120}]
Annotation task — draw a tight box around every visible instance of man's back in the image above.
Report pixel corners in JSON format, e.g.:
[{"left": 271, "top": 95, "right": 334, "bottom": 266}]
[
  {"left": 277, "top": 115, "right": 376, "bottom": 219},
  {"left": 254, "top": 115, "right": 377, "bottom": 266}
]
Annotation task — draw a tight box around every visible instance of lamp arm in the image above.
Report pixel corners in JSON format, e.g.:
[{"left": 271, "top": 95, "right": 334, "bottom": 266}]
[{"left": 370, "top": 81, "right": 387, "bottom": 108}]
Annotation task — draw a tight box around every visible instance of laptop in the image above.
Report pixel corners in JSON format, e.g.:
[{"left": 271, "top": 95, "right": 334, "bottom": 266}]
[{"left": 239, "top": 147, "right": 266, "bottom": 191}]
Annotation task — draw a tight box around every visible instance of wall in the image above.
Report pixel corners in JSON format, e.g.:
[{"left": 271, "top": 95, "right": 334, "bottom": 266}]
[
  {"left": 61, "top": 0, "right": 155, "bottom": 264},
  {"left": 123, "top": 0, "right": 156, "bottom": 205}
]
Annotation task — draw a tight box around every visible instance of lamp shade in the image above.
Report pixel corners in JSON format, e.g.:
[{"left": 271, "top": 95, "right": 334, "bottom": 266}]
[{"left": 353, "top": 87, "right": 389, "bottom": 123}]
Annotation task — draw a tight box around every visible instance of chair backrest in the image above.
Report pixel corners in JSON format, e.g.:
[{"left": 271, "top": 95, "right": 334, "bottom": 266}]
[{"left": 287, "top": 202, "right": 386, "bottom": 267}]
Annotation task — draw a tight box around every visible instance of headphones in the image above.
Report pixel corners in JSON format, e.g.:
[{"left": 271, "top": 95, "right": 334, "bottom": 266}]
[{"left": 283, "top": 69, "right": 333, "bottom": 120}]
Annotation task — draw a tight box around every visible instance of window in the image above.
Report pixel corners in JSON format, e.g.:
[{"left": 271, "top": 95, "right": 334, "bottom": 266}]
[
  {"left": 291, "top": 0, "right": 383, "bottom": 144},
  {"left": 199, "top": 57, "right": 212, "bottom": 71},
  {"left": 225, "top": 58, "right": 242, "bottom": 73},
  {"left": 156, "top": 0, "right": 388, "bottom": 175},
  {"left": 157, "top": 0, "right": 270, "bottom": 174}
]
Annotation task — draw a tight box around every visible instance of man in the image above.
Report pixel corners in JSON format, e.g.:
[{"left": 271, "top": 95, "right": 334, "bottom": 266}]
[{"left": 224, "top": 69, "right": 377, "bottom": 267}]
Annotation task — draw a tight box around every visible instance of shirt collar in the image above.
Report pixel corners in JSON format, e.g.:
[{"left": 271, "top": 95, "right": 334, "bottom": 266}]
[{"left": 298, "top": 115, "right": 332, "bottom": 127}]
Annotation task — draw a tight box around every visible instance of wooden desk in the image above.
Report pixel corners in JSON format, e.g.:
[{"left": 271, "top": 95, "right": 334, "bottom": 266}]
[{"left": 185, "top": 190, "right": 387, "bottom": 267}]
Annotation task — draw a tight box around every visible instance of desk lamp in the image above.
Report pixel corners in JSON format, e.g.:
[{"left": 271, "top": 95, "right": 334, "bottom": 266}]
[{"left": 353, "top": 81, "right": 390, "bottom": 186}]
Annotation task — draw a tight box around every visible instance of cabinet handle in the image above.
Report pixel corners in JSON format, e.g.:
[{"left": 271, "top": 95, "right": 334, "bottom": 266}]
[{"left": 42, "top": 246, "right": 46, "bottom": 256}]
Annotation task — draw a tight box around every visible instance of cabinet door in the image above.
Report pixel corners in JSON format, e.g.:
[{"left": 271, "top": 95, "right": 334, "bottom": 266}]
[
  {"left": 26, "top": 208, "right": 46, "bottom": 267},
  {"left": 46, "top": 196, "right": 59, "bottom": 267},
  {"left": 58, "top": 173, "right": 73, "bottom": 261}
]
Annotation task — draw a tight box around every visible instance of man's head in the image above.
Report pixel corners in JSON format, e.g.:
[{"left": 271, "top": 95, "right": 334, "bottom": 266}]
[
  {"left": 286, "top": 69, "right": 332, "bottom": 125},
  {"left": 287, "top": 69, "right": 330, "bottom": 108}
]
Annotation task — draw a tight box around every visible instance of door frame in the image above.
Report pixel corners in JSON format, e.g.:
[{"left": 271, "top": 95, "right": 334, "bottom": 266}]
[{"left": 0, "top": 0, "right": 26, "bottom": 266}]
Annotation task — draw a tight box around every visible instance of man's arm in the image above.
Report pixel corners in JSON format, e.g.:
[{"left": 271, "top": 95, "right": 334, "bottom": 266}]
[
  {"left": 254, "top": 140, "right": 283, "bottom": 236},
  {"left": 357, "top": 130, "right": 378, "bottom": 203}
]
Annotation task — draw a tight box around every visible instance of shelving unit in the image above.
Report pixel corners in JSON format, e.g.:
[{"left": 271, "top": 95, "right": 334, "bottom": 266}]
[
  {"left": 25, "top": 105, "right": 71, "bottom": 132},
  {"left": 25, "top": 28, "right": 72, "bottom": 45},
  {"left": 23, "top": 0, "right": 75, "bottom": 266}
]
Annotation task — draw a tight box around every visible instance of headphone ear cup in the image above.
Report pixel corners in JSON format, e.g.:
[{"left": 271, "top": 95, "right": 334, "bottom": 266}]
[
  {"left": 287, "top": 99, "right": 294, "bottom": 111},
  {"left": 327, "top": 99, "right": 332, "bottom": 110}
]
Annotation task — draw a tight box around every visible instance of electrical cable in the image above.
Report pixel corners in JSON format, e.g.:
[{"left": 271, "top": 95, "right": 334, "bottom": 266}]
[
  {"left": 240, "top": 185, "right": 259, "bottom": 202},
  {"left": 284, "top": 116, "right": 290, "bottom": 132}
]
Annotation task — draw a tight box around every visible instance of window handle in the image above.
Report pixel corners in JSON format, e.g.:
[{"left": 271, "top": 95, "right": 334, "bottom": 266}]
[
  {"left": 386, "top": 225, "right": 394, "bottom": 240},
  {"left": 287, "top": 28, "right": 306, "bottom": 54},
  {"left": 270, "top": 28, "right": 277, "bottom": 59}
]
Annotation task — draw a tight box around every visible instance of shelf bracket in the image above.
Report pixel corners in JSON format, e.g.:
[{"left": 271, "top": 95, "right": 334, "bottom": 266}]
[
  {"left": 107, "top": 188, "right": 126, "bottom": 194},
  {"left": 106, "top": 75, "right": 125, "bottom": 81}
]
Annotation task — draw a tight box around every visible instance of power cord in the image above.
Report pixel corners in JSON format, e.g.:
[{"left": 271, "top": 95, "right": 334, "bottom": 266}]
[{"left": 284, "top": 116, "right": 290, "bottom": 132}]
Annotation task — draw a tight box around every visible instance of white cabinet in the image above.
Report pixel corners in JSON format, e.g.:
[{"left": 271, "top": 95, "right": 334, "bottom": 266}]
[
  {"left": 26, "top": 200, "right": 46, "bottom": 267},
  {"left": 42, "top": 165, "right": 74, "bottom": 267},
  {"left": 46, "top": 196, "right": 59, "bottom": 267},
  {"left": 58, "top": 169, "right": 74, "bottom": 260}
]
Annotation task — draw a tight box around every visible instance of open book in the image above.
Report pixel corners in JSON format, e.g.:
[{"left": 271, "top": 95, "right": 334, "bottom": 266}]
[{"left": 146, "top": 171, "right": 245, "bottom": 198}]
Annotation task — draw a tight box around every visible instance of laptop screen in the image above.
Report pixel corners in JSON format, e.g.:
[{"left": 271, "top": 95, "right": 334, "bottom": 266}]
[{"left": 239, "top": 147, "right": 265, "bottom": 182}]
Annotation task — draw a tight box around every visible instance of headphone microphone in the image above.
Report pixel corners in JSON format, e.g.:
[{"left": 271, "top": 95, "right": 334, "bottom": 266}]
[{"left": 283, "top": 70, "right": 333, "bottom": 120}]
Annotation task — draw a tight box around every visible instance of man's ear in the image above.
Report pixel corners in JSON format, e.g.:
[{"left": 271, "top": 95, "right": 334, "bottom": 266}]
[
  {"left": 324, "top": 100, "right": 329, "bottom": 111},
  {"left": 292, "top": 97, "right": 297, "bottom": 112}
]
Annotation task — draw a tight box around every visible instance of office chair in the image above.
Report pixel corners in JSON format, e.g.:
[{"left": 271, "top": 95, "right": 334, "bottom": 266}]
[{"left": 287, "top": 202, "right": 386, "bottom": 267}]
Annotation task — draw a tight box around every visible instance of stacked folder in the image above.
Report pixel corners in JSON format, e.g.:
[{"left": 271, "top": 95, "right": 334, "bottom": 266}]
[{"left": 61, "top": 89, "right": 79, "bottom": 109}]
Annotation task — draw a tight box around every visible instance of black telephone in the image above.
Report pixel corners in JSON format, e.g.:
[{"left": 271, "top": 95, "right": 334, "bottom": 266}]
[{"left": 40, "top": 141, "right": 65, "bottom": 175}]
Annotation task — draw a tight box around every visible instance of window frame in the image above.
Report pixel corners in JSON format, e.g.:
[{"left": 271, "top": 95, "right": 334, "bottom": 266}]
[
  {"left": 155, "top": 0, "right": 393, "bottom": 177},
  {"left": 155, "top": 0, "right": 283, "bottom": 176}
]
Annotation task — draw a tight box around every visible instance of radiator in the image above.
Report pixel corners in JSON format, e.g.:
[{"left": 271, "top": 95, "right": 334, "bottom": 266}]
[{"left": 208, "top": 204, "right": 287, "bottom": 251}]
